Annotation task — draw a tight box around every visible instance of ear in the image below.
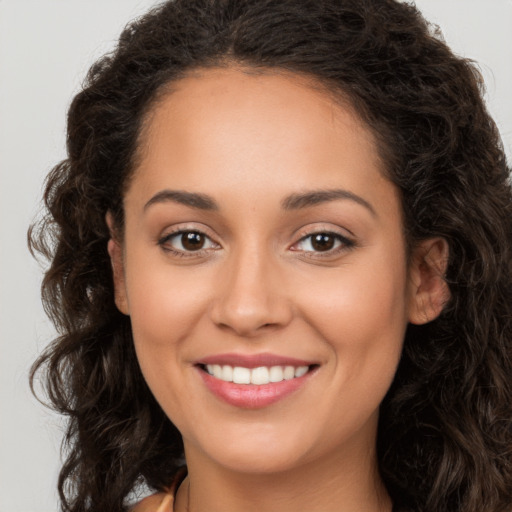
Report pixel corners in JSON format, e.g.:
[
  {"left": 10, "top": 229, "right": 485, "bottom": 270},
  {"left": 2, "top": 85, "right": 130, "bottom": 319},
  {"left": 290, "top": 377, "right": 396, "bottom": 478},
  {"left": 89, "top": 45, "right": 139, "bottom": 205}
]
[
  {"left": 106, "top": 212, "right": 129, "bottom": 315},
  {"left": 407, "top": 237, "right": 450, "bottom": 325}
]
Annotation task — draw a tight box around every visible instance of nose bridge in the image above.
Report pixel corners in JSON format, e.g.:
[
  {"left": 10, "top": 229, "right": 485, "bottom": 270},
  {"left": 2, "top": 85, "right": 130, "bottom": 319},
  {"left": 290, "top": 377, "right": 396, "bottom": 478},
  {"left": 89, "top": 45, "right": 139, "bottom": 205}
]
[{"left": 211, "top": 240, "right": 291, "bottom": 336}]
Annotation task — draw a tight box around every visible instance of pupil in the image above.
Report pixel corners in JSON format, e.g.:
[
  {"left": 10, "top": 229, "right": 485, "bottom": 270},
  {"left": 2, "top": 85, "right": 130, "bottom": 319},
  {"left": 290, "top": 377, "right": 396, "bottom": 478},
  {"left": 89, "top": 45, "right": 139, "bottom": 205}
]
[
  {"left": 182, "top": 232, "right": 204, "bottom": 251},
  {"left": 312, "top": 233, "right": 334, "bottom": 251}
]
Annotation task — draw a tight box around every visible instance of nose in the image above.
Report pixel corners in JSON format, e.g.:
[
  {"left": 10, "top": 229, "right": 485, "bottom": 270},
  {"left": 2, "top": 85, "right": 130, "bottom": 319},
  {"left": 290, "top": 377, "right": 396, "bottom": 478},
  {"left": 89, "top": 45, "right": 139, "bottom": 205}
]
[{"left": 210, "top": 247, "right": 293, "bottom": 337}]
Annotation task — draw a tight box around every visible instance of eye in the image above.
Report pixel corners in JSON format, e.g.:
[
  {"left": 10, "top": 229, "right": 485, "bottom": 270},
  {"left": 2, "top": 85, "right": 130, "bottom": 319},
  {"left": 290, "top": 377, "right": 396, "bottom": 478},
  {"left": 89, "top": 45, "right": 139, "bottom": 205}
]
[
  {"left": 292, "top": 232, "right": 354, "bottom": 254},
  {"left": 158, "top": 230, "right": 219, "bottom": 254}
]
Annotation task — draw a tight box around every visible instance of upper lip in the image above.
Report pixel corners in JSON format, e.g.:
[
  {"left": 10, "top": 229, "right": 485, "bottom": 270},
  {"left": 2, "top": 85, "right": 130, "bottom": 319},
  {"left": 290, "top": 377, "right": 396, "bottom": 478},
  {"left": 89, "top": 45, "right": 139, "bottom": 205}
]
[{"left": 196, "top": 352, "right": 317, "bottom": 369}]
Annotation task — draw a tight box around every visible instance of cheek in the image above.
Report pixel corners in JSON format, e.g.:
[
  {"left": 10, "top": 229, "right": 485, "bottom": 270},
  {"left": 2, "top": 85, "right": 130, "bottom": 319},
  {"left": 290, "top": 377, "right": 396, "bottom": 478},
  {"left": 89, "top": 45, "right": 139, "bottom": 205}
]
[
  {"left": 310, "top": 265, "right": 408, "bottom": 429},
  {"left": 126, "top": 260, "right": 209, "bottom": 342},
  {"left": 123, "top": 265, "right": 215, "bottom": 429},
  {"left": 122, "top": 252, "right": 215, "bottom": 391},
  {"left": 304, "top": 254, "right": 408, "bottom": 333},
  {"left": 299, "top": 252, "right": 409, "bottom": 383}
]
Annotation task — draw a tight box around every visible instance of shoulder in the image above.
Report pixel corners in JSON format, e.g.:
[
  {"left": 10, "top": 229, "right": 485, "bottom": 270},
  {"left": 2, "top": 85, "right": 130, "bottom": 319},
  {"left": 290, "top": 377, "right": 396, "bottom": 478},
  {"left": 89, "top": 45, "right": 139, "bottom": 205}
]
[{"left": 130, "top": 492, "right": 174, "bottom": 512}]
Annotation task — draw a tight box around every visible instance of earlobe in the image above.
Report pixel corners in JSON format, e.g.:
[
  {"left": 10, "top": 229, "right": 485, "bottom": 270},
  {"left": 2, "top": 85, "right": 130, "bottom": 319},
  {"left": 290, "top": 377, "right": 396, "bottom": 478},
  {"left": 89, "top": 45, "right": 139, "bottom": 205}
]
[
  {"left": 408, "top": 237, "right": 450, "bottom": 325},
  {"left": 106, "top": 212, "right": 130, "bottom": 315}
]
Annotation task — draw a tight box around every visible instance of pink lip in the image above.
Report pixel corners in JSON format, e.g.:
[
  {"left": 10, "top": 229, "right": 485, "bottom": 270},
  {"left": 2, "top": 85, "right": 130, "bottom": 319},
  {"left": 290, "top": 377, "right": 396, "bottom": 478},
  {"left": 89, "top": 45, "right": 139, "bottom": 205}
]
[
  {"left": 196, "top": 352, "right": 315, "bottom": 368},
  {"left": 195, "top": 353, "right": 318, "bottom": 409}
]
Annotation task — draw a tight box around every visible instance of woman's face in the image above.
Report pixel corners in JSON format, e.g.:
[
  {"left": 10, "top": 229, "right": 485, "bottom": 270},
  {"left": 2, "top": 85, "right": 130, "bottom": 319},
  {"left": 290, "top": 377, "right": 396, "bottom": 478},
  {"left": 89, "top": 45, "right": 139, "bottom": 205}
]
[{"left": 110, "top": 68, "right": 434, "bottom": 475}]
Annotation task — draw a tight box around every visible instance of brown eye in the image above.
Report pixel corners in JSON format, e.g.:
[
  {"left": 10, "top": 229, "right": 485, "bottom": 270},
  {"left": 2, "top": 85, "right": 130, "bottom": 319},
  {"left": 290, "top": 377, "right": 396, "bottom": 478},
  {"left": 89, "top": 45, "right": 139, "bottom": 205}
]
[
  {"left": 159, "top": 230, "right": 218, "bottom": 255},
  {"left": 293, "top": 231, "right": 354, "bottom": 255},
  {"left": 181, "top": 232, "right": 205, "bottom": 251},
  {"left": 310, "top": 233, "right": 336, "bottom": 251}
]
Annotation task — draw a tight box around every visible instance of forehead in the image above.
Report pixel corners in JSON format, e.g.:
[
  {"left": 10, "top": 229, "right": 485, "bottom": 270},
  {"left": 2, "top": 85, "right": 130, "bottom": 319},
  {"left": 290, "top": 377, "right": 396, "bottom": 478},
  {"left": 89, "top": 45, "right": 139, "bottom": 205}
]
[{"left": 127, "top": 67, "right": 396, "bottom": 218}]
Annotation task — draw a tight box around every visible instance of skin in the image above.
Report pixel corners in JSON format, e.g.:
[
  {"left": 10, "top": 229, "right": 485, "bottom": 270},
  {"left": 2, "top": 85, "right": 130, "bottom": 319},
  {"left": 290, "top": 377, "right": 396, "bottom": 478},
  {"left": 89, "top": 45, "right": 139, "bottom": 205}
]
[{"left": 109, "top": 68, "right": 448, "bottom": 512}]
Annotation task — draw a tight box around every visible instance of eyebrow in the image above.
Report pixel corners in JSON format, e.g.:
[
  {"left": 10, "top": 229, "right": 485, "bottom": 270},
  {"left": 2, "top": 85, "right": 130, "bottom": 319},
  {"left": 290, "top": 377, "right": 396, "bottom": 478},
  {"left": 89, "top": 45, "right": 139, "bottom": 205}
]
[
  {"left": 143, "top": 187, "right": 376, "bottom": 216},
  {"left": 144, "top": 190, "right": 219, "bottom": 211},
  {"left": 281, "top": 189, "right": 376, "bottom": 216}
]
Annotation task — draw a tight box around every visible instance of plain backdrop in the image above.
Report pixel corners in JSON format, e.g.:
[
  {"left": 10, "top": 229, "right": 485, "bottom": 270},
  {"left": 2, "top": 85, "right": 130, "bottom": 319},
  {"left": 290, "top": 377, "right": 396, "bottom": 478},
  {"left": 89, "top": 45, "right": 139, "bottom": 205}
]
[{"left": 1, "top": 1, "right": 511, "bottom": 511}]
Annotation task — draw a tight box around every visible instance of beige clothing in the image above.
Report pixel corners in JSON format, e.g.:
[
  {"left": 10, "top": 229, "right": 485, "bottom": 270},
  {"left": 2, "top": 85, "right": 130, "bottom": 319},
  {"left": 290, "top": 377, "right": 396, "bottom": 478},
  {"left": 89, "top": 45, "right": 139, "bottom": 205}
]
[{"left": 131, "top": 469, "right": 186, "bottom": 512}]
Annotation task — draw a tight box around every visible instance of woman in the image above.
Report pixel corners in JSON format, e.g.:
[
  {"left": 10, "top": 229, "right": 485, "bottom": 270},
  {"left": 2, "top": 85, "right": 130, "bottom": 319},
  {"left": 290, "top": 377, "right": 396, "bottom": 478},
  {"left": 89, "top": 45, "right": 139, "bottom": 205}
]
[{"left": 29, "top": 1, "right": 512, "bottom": 511}]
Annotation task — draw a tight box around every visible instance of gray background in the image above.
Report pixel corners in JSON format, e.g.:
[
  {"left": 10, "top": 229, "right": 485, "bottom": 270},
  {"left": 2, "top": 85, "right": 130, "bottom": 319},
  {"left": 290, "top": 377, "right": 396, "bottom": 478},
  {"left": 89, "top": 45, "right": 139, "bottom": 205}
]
[{"left": 1, "top": 1, "right": 511, "bottom": 510}]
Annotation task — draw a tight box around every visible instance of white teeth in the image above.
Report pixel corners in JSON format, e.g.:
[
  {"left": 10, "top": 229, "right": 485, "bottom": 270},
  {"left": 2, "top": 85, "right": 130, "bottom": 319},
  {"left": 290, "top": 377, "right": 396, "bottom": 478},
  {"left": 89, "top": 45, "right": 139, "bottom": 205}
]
[
  {"left": 221, "top": 365, "right": 233, "bottom": 382},
  {"left": 233, "top": 366, "right": 251, "bottom": 384},
  {"left": 294, "top": 366, "right": 308, "bottom": 378},
  {"left": 251, "top": 366, "right": 270, "bottom": 385},
  {"left": 212, "top": 364, "right": 222, "bottom": 379},
  {"left": 205, "top": 364, "right": 310, "bottom": 385},
  {"left": 283, "top": 366, "right": 295, "bottom": 380},
  {"left": 269, "top": 366, "right": 284, "bottom": 382}
]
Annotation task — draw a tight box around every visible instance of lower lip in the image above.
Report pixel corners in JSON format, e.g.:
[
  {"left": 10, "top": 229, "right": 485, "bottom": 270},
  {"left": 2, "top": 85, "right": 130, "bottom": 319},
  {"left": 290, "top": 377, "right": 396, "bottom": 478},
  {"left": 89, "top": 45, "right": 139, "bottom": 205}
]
[{"left": 198, "top": 368, "right": 313, "bottom": 409}]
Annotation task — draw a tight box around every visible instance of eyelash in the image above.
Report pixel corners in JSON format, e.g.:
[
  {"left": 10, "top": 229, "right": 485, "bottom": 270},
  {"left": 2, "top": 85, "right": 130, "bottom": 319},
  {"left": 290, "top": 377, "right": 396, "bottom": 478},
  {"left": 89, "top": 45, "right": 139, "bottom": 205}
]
[
  {"left": 157, "top": 229, "right": 219, "bottom": 258},
  {"left": 157, "top": 228, "right": 355, "bottom": 259},
  {"left": 291, "top": 230, "right": 355, "bottom": 259}
]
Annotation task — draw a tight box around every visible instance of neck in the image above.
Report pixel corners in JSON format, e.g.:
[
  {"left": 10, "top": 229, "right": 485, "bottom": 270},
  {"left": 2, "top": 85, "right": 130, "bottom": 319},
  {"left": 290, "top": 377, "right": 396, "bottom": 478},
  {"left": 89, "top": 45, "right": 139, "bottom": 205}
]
[{"left": 175, "top": 442, "right": 392, "bottom": 512}]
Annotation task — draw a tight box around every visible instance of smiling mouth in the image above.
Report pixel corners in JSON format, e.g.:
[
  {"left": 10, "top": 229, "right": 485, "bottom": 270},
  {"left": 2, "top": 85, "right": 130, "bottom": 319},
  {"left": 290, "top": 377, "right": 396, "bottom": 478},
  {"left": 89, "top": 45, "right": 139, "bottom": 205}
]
[{"left": 199, "top": 364, "right": 317, "bottom": 385}]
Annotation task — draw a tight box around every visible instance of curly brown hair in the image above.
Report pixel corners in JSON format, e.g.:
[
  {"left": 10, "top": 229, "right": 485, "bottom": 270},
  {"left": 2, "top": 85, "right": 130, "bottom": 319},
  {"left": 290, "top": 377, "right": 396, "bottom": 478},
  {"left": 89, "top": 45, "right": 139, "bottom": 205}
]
[{"left": 29, "top": 1, "right": 512, "bottom": 511}]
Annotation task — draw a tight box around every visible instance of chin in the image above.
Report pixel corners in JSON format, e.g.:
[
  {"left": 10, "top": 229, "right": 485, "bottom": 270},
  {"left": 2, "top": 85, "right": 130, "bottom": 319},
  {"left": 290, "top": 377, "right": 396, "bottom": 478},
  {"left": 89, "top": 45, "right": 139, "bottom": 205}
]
[
  {"left": 184, "top": 421, "right": 315, "bottom": 475},
  {"left": 209, "top": 445, "right": 308, "bottom": 475}
]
